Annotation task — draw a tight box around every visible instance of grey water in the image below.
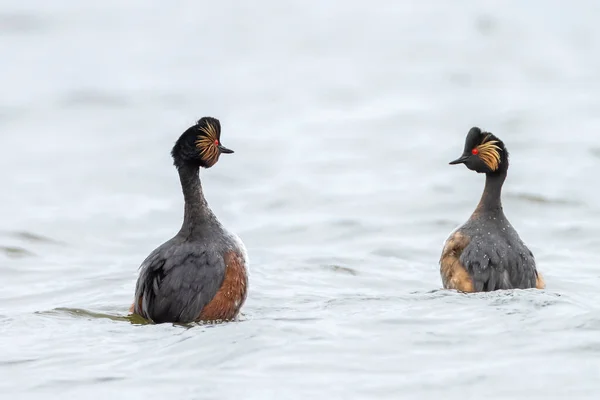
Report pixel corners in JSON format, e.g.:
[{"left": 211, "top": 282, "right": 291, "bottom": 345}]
[{"left": 1, "top": 1, "right": 600, "bottom": 399}]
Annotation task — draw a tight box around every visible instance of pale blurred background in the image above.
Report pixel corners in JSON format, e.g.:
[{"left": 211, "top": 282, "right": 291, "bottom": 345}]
[{"left": 1, "top": 1, "right": 600, "bottom": 399}]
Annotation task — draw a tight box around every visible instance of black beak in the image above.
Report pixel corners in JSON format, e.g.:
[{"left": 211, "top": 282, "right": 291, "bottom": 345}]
[
  {"left": 449, "top": 155, "right": 469, "bottom": 165},
  {"left": 218, "top": 145, "right": 234, "bottom": 154}
]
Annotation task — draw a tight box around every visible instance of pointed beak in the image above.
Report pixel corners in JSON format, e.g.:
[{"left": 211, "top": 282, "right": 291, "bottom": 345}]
[
  {"left": 449, "top": 155, "right": 469, "bottom": 165},
  {"left": 218, "top": 145, "right": 234, "bottom": 154}
]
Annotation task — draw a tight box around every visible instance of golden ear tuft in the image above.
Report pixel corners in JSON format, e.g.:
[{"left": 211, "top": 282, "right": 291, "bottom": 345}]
[
  {"left": 476, "top": 135, "right": 502, "bottom": 171},
  {"left": 197, "top": 122, "right": 219, "bottom": 142},
  {"left": 195, "top": 122, "right": 220, "bottom": 166}
]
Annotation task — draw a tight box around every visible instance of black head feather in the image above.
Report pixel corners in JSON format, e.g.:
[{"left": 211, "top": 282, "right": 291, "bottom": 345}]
[
  {"left": 450, "top": 127, "right": 509, "bottom": 174},
  {"left": 171, "top": 117, "right": 233, "bottom": 169}
]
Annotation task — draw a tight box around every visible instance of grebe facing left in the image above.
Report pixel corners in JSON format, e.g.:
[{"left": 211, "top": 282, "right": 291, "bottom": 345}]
[
  {"left": 129, "top": 117, "right": 248, "bottom": 323},
  {"left": 440, "top": 127, "right": 545, "bottom": 293}
]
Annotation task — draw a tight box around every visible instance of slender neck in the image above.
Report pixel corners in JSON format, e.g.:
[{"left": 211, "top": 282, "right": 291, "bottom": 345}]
[
  {"left": 474, "top": 170, "right": 507, "bottom": 215},
  {"left": 176, "top": 163, "right": 214, "bottom": 237}
]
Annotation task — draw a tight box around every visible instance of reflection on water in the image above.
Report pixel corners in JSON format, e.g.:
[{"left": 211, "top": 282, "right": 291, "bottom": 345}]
[{"left": 35, "top": 308, "right": 149, "bottom": 325}]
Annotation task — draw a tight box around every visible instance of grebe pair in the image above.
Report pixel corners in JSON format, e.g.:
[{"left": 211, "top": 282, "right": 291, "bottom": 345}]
[{"left": 129, "top": 119, "right": 543, "bottom": 324}]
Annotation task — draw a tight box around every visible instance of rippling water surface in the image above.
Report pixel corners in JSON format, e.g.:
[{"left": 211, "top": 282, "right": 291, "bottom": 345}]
[{"left": 2, "top": 1, "right": 600, "bottom": 399}]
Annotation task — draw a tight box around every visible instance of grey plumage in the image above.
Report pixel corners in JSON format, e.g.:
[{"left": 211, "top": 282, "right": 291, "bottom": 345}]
[
  {"left": 135, "top": 239, "right": 227, "bottom": 323},
  {"left": 442, "top": 127, "right": 543, "bottom": 292},
  {"left": 131, "top": 117, "right": 248, "bottom": 323},
  {"left": 457, "top": 214, "right": 538, "bottom": 291}
]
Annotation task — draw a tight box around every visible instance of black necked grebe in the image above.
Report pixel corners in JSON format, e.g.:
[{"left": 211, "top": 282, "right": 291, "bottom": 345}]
[
  {"left": 439, "top": 127, "right": 545, "bottom": 292},
  {"left": 129, "top": 117, "right": 248, "bottom": 323}
]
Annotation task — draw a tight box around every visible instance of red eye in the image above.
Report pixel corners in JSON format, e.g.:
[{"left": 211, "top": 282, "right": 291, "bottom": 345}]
[
  {"left": 214, "top": 140, "right": 219, "bottom": 146},
  {"left": 472, "top": 148, "right": 479, "bottom": 155}
]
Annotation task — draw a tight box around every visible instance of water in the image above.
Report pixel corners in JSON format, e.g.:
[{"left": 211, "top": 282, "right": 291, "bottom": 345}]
[{"left": 1, "top": 1, "right": 600, "bottom": 398}]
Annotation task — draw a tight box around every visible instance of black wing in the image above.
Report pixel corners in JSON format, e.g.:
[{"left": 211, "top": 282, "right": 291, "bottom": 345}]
[
  {"left": 459, "top": 234, "right": 538, "bottom": 291},
  {"left": 133, "top": 242, "right": 226, "bottom": 323}
]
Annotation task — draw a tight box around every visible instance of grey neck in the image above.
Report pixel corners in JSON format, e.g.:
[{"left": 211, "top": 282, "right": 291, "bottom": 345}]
[
  {"left": 176, "top": 164, "right": 215, "bottom": 237},
  {"left": 474, "top": 171, "right": 507, "bottom": 215}
]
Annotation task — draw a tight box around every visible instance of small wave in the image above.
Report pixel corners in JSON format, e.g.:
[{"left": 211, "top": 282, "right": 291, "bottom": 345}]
[
  {"left": 60, "top": 89, "right": 130, "bottom": 109},
  {"left": 0, "top": 245, "right": 35, "bottom": 258},
  {"left": 36, "top": 307, "right": 249, "bottom": 328},
  {"left": 0, "top": 230, "right": 65, "bottom": 245},
  {"left": 0, "top": 12, "right": 50, "bottom": 34},
  {"left": 322, "top": 264, "right": 358, "bottom": 276},
  {"left": 507, "top": 192, "right": 581, "bottom": 206},
  {"left": 0, "top": 358, "right": 38, "bottom": 367},
  {"left": 36, "top": 307, "right": 149, "bottom": 325}
]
